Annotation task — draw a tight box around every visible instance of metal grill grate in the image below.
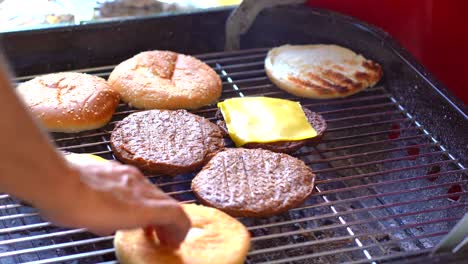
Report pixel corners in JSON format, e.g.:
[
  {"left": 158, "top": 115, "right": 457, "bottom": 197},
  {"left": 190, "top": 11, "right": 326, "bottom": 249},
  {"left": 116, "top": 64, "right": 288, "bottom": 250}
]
[{"left": 1, "top": 48, "right": 466, "bottom": 264}]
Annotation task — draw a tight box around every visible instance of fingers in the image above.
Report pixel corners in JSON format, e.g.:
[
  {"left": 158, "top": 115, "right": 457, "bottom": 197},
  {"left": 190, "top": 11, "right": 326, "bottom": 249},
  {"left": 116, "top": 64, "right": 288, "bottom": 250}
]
[
  {"left": 148, "top": 202, "right": 191, "bottom": 248},
  {"left": 154, "top": 222, "right": 189, "bottom": 249},
  {"left": 112, "top": 164, "right": 146, "bottom": 182},
  {"left": 143, "top": 225, "right": 183, "bottom": 249},
  {"left": 78, "top": 162, "right": 147, "bottom": 192},
  {"left": 155, "top": 225, "right": 179, "bottom": 248},
  {"left": 46, "top": 160, "right": 191, "bottom": 244}
]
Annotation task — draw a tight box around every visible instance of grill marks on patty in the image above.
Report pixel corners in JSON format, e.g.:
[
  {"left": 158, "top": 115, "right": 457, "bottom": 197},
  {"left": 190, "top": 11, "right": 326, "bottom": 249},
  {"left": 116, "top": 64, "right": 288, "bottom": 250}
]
[
  {"left": 192, "top": 148, "right": 316, "bottom": 217},
  {"left": 110, "top": 109, "right": 224, "bottom": 176}
]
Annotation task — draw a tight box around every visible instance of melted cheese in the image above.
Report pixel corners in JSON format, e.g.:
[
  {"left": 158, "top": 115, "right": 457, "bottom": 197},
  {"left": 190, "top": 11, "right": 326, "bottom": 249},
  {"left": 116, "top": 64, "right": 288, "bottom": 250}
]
[
  {"left": 65, "top": 153, "right": 108, "bottom": 165},
  {"left": 218, "top": 97, "right": 317, "bottom": 147}
]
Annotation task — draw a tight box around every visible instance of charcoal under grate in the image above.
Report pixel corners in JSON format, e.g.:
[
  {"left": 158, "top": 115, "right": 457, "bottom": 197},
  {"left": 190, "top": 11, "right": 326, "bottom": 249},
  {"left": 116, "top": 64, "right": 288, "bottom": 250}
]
[{"left": 0, "top": 48, "right": 466, "bottom": 264}]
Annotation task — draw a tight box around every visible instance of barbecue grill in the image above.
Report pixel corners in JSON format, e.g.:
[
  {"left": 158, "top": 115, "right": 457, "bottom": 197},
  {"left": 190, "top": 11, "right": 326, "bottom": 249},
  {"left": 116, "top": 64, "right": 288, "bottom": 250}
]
[{"left": 1, "top": 4, "right": 467, "bottom": 264}]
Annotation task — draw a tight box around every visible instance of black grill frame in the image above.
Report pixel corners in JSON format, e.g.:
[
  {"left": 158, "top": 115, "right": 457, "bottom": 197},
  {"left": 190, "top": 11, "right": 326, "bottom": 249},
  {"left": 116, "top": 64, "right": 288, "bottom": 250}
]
[{"left": 0, "top": 5, "right": 466, "bottom": 264}]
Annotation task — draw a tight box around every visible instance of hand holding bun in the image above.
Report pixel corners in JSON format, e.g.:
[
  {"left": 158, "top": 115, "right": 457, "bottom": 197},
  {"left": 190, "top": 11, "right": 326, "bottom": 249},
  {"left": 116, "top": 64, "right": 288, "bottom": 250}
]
[
  {"left": 39, "top": 155, "right": 190, "bottom": 248},
  {"left": 16, "top": 72, "right": 120, "bottom": 133},
  {"left": 115, "top": 204, "right": 250, "bottom": 264}
]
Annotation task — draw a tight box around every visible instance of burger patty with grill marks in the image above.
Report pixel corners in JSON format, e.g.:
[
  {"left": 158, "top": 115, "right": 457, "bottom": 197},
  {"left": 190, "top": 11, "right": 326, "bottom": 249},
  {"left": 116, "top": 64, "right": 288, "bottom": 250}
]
[
  {"left": 191, "top": 148, "right": 315, "bottom": 217},
  {"left": 110, "top": 109, "right": 224, "bottom": 176}
]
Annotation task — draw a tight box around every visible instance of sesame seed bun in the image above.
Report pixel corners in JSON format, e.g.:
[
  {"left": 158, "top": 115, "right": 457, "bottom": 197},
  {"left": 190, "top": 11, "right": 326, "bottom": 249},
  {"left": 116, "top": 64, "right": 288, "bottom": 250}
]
[
  {"left": 16, "top": 72, "right": 120, "bottom": 133},
  {"left": 108, "top": 50, "right": 222, "bottom": 110}
]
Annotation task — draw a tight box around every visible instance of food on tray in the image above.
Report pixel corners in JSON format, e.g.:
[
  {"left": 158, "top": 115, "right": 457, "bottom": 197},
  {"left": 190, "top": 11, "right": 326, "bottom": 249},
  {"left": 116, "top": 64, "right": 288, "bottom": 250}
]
[
  {"left": 216, "top": 97, "right": 326, "bottom": 153},
  {"left": 192, "top": 148, "right": 315, "bottom": 217},
  {"left": 110, "top": 109, "right": 224, "bottom": 176},
  {"left": 108, "top": 50, "right": 222, "bottom": 110},
  {"left": 16, "top": 72, "right": 120, "bottom": 133},
  {"left": 114, "top": 203, "right": 250, "bottom": 264},
  {"left": 265, "top": 44, "right": 383, "bottom": 98}
]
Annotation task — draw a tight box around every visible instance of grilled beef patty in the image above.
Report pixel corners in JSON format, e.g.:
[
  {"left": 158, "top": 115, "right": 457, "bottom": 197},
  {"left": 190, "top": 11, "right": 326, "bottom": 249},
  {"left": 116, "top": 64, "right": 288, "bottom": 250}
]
[
  {"left": 191, "top": 148, "right": 315, "bottom": 217},
  {"left": 110, "top": 109, "right": 224, "bottom": 176},
  {"left": 216, "top": 107, "right": 326, "bottom": 153}
]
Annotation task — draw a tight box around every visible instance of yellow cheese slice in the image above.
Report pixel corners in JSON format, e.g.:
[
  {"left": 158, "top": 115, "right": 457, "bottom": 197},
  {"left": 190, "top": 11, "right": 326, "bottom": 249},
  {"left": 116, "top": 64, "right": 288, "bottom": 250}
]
[
  {"left": 218, "top": 97, "right": 317, "bottom": 147},
  {"left": 64, "top": 153, "right": 108, "bottom": 165}
]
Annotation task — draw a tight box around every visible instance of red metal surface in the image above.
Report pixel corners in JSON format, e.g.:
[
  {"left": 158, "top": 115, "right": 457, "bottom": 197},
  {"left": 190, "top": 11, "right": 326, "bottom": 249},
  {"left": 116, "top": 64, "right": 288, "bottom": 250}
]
[{"left": 307, "top": 0, "right": 468, "bottom": 104}]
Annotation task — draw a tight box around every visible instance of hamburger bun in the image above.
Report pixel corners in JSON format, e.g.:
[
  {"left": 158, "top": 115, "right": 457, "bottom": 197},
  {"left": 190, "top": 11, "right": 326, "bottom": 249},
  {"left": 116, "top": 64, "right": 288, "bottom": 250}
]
[
  {"left": 265, "top": 44, "right": 383, "bottom": 99},
  {"left": 108, "top": 50, "right": 222, "bottom": 110},
  {"left": 16, "top": 72, "right": 120, "bottom": 133},
  {"left": 114, "top": 204, "right": 250, "bottom": 264}
]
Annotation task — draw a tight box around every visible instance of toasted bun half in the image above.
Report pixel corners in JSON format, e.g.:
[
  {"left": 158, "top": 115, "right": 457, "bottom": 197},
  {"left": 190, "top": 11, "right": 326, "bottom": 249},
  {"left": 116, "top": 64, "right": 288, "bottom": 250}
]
[
  {"left": 114, "top": 204, "right": 250, "bottom": 264},
  {"left": 108, "top": 50, "right": 222, "bottom": 110},
  {"left": 265, "top": 44, "right": 383, "bottom": 99},
  {"left": 17, "top": 72, "right": 120, "bottom": 133}
]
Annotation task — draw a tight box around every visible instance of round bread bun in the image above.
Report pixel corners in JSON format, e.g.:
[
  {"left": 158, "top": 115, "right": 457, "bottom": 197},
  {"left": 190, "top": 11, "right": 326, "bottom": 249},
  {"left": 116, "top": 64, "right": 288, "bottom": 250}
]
[
  {"left": 16, "top": 72, "right": 120, "bottom": 133},
  {"left": 265, "top": 44, "right": 383, "bottom": 99},
  {"left": 114, "top": 204, "right": 250, "bottom": 264},
  {"left": 108, "top": 50, "right": 222, "bottom": 110}
]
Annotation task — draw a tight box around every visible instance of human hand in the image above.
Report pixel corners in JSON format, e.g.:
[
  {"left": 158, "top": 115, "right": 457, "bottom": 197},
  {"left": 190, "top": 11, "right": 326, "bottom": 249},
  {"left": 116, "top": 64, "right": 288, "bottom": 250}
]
[{"left": 37, "top": 159, "right": 190, "bottom": 248}]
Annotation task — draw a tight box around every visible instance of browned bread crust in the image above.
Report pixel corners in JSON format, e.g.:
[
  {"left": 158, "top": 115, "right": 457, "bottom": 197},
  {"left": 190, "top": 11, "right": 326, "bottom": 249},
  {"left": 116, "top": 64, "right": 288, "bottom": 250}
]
[
  {"left": 108, "top": 50, "right": 222, "bottom": 110},
  {"left": 192, "top": 148, "right": 315, "bottom": 217},
  {"left": 110, "top": 109, "right": 224, "bottom": 176},
  {"left": 216, "top": 107, "right": 327, "bottom": 153},
  {"left": 114, "top": 204, "right": 250, "bottom": 264},
  {"left": 265, "top": 44, "right": 383, "bottom": 99},
  {"left": 16, "top": 72, "right": 120, "bottom": 133}
]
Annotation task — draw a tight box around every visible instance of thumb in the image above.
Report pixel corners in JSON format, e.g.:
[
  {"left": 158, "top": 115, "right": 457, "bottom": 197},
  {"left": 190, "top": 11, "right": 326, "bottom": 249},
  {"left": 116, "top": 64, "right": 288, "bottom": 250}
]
[{"left": 154, "top": 222, "right": 189, "bottom": 249}]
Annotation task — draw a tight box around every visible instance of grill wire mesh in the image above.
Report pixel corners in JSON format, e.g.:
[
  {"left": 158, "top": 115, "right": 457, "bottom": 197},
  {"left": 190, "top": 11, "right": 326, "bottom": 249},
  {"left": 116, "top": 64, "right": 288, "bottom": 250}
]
[{"left": 1, "top": 48, "right": 466, "bottom": 264}]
